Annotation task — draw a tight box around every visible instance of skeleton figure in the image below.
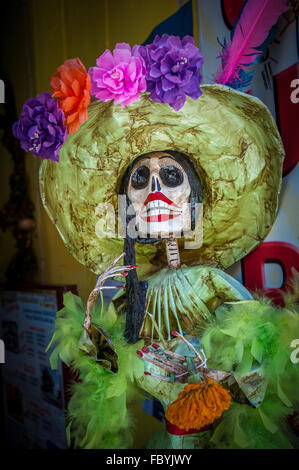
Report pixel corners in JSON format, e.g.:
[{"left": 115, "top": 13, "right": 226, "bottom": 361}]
[
  {"left": 81, "top": 149, "right": 265, "bottom": 449},
  {"left": 40, "top": 85, "right": 289, "bottom": 449},
  {"left": 119, "top": 150, "right": 204, "bottom": 343},
  {"left": 82, "top": 150, "right": 204, "bottom": 342},
  {"left": 115, "top": 150, "right": 252, "bottom": 346}
]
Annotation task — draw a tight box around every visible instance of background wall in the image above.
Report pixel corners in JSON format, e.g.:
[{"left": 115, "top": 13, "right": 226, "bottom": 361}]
[
  {"left": 0, "top": 0, "right": 182, "bottom": 449},
  {"left": 0, "top": 0, "right": 179, "bottom": 302}
]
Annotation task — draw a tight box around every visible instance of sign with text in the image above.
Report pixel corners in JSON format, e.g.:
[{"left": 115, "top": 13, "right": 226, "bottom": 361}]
[{"left": 0, "top": 287, "right": 74, "bottom": 449}]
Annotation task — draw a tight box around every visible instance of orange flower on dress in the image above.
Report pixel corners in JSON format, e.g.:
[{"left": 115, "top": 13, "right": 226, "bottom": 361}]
[
  {"left": 165, "top": 377, "right": 231, "bottom": 431},
  {"left": 50, "top": 58, "right": 91, "bottom": 134}
]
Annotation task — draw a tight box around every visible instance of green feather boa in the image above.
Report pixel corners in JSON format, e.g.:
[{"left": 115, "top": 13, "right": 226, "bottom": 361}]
[
  {"left": 47, "top": 291, "right": 144, "bottom": 449},
  {"left": 201, "top": 299, "right": 299, "bottom": 449},
  {"left": 48, "top": 291, "right": 299, "bottom": 449}
]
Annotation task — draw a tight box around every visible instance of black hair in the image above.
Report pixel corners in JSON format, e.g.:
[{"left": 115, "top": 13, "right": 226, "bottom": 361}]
[{"left": 119, "top": 150, "right": 203, "bottom": 343}]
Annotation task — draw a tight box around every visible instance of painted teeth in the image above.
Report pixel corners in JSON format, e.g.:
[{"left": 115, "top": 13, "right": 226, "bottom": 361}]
[
  {"left": 147, "top": 201, "right": 170, "bottom": 210},
  {"left": 145, "top": 201, "right": 181, "bottom": 214}
]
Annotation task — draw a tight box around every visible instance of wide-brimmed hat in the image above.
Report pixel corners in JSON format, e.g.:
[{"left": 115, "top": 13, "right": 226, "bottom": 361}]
[{"left": 39, "top": 84, "right": 284, "bottom": 278}]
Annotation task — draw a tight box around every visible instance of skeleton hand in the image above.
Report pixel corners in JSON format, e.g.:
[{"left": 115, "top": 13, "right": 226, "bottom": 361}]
[
  {"left": 137, "top": 331, "right": 209, "bottom": 383},
  {"left": 137, "top": 331, "right": 231, "bottom": 385},
  {"left": 82, "top": 252, "right": 137, "bottom": 334}
]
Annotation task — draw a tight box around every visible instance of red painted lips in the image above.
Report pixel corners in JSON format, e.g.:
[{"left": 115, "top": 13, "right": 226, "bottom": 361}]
[
  {"left": 143, "top": 191, "right": 179, "bottom": 208},
  {"left": 141, "top": 191, "right": 181, "bottom": 223}
]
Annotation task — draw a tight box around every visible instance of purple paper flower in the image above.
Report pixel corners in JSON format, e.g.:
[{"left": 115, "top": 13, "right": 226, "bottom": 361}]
[
  {"left": 12, "top": 92, "right": 67, "bottom": 162},
  {"left": 88, "top": 43, "right": 146, "bottom": 107},
  {"left": 139, "top": 34, "right": 204, "bottom": 111}
]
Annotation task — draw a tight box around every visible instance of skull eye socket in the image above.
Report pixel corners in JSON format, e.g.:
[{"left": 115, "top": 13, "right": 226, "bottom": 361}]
[
  {"left": 131, "top": 165, "right": 150, "bottom": 190},
  {"left": 159, "top": 165, "right": 184, "bottom": 187}
]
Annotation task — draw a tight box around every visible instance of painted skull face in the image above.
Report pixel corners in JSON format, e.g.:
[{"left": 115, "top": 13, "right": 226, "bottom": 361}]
[{"left": 127, "top": 152, "right": 192, "bottom": 238}]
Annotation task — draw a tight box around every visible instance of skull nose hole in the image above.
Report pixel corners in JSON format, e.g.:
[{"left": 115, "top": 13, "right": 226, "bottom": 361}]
[
  {"left": 151, "top": 176, "right": 161, "bottom": 192},
  {"left": 156, "top": 177, "right": 161, "bottom": 191},
  {"left": 151, "top": 176, "right": 156, "bottom": 192}
]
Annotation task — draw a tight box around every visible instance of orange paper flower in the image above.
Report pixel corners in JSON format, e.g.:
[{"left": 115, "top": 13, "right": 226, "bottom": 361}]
[
  {"left": 165, "top": 377, "right": 231, "bottom": 431},
  {"left": 50, "top": 58, "right": 91, "bottom": 134}
]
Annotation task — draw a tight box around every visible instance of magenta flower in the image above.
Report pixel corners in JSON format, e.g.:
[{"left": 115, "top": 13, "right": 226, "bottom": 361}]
[
  {"left": 139, "top": 34, "right": 204, "bottom": 111},
  {"left": 89, "top": 43, "right": 146, "bottom": 107}
]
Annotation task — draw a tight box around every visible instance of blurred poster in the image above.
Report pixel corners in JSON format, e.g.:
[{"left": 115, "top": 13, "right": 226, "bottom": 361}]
[{"left": 0, "top": 289, "right": 67, "bottom": 449}]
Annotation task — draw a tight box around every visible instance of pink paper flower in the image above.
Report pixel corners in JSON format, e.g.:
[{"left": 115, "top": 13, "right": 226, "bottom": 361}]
[{"left": 89, "top": 43, "right": 146, "bottom": 107}]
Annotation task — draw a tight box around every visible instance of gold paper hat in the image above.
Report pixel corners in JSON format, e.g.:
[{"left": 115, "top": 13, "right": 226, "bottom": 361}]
[{"left": 39, "top": 84, "right": 284, "bottom": 278}]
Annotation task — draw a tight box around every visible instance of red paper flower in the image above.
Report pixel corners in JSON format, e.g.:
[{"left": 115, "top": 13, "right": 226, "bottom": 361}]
[{"left": 50, "top": 58, "right": 91, "bottom": 134}]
